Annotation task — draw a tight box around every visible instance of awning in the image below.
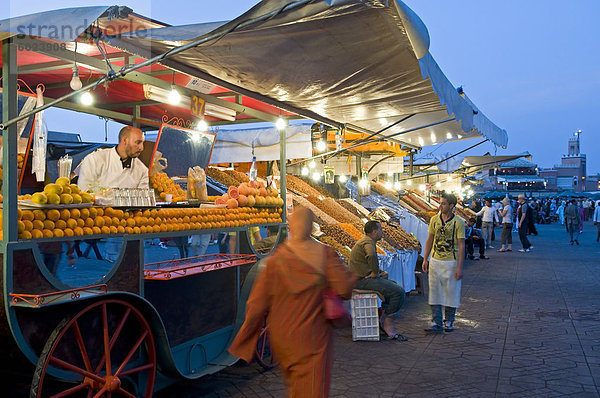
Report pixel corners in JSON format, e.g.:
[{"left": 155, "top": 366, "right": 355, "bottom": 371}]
[
  {"left": 107, "top": 0, "right": 508, "bottom": 149},
  {"left": 497, "top": 175, "right": 545, "bottom": 183}
]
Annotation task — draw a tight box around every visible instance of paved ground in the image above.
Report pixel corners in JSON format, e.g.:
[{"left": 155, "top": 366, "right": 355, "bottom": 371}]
[{"left": 155, "top": 221, "right": 600, "bottom": 397}]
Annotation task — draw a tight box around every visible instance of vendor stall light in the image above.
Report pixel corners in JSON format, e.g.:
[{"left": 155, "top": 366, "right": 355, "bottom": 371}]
[
  {"left": 393, "top": 181, "right": 401, "bottom": 190},
  {"left": 436, "top": 182, "right": 441, "bottom": 188},
  {"left": 168, "top": 87, "right": 181, "bottom": 105},
  {"left": 358, "top": 179, "right": 368, "bottom": 188},
  {"left": 418, "top": 137, "right": 425, "bottom": 146},
  {"left": 195, "top": 119, "right": 208, "bottom": 131},
  {"left": 80, "top": 91, "right": 94, "bottom": 106},
  {"left": 316, "top": 140, "right": 327, "bottom": 152},
  {"left": 301, "top": 166, "right": 309, "bottom": 176},
  {"left": 275, "top": 118, "right": 286, "bottom": 130},
  {"left": 308, "top": 160, "right": 316, "bottom": 169},
  {"left": 312, "top": 172, "right": 321, "bottom": 182},
  {"left": 446, "top": 132, "right": 452, "bottom": 140},
  {"left": 385, "top": 181, "right": 392, "bottom": 190},
  {"left": 406, "top": 180, "right": 413, "bottom": 186},
  {"left": 69, "top": 66, "right": 82, "bottom": 91},
  {"left": 339, "top": 174, "right": 347, "bottom": 183},
  {"left": 419, "top": 184, "right": 426, "bottom": 191},
  {"left": 387, "top": 171, "right": 393, "bottom": 177}
]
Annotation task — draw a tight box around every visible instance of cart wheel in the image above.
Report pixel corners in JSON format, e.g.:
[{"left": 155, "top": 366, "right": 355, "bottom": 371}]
[
  {"left": 255, "top": 327, "right": 278, "bottom": 370},
  {"left": 31, "top": 299, "right": 156, "bottom": 398}
]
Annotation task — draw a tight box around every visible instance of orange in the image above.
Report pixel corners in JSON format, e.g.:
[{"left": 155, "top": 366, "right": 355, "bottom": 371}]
[
  {"left": 88, "top": 207, "right": 97, "bottom": 218},
  {"left": 19, "top": 230, "right": 33, "bottom": 240},
  {"left": 23, "top": 220, "right": 34, "bottom": 231},
  {"left": 117, "top": 225, "right": 125, "bottom": 234},
  {"left": 33, "top": 210, "right": 46, "bottom": 221},
  {"left": 119, "top": 219, "right": 127, "bottom": 227},
  {"left": 80, "top": 208, "right": 89, "bottom": 219},
  {"left": 96, "top": 208, "right": 104, "bottom": 217},
  {"left": 59, "top": 209, "right": 71, "bottom": 220},
  {"left": 113, "top": 209, "right": 124, "bottom": 219},
  {"left": 53, "top": 229, "right": 64, "bottom": 238},
  {"left": 92, "top": 226, "right": 101, "bottom": 235},
  {"left": 47, "top": 209, "right": 60, "bottom": 222},
  {"left": 160, "top": 224, "right": 168, "bottom": 232},
  {"left": 73, "top": 227, "right": 84, "bottom": 236},
  {"left": 126, "top": 218, "right": 135, "bottom": 228},
  {"left": 42, "top": 229, "right": 54, "bottom": 238},
  {"left": 31, "top": 229, "right": 43, "bottom": 239},
  {"left": 94, "top": 216, "right": 105, "bottom": 228},
  {"left": 21, "top": 210, "right": 34, "bottom": 221},
  {"left": 32, "top": 220, "right": 44, "bottom": 230},
  {"left": 103, "top": 216, "right": 112, "bottom": 227},
  {"left": 64, "top": 228, "right": 74, "bottom": 237},
  {"left": 166, "top": 224, "right": 174, "bottom": 232},
  {"left": 101, "top": 226, "right": 111, "bottom": 235},
  {"left": 55, "top": 220, "right": 67, "bottom": 230},
  {"left": 104, "top": 207, "right": 114, "bottom": 217},
  {"left": 84, "top": 218, "right": 94, "bottom": 228},
  {"left": 133, "top": 226, "right": 141, "bottom": 234},
  {"left": 43, "top": 220, "right": 55, "bottom": 230},
  {"left": 17, "top": 220, "right": 25, "bottom": 233},
  {"left": 109, "top": 225, "right": 118, "bottom": 234},
  {"left": 77, "top": 218, "right": 85, "bottom": 228},
  {"left": 66, "top": 219, "right": 77, "bottom": 229},
  {"left": 70, "top": 208, "right": 81, "bottom": 219},
  {"left": 82, "top": 227, "right": 93, "bottom": 235},
  {"left": 142, "top": 209, "right": 151, "bottom": 218},
  {"left": 125, "top": 226, "right": 133, "bottom": 234}
]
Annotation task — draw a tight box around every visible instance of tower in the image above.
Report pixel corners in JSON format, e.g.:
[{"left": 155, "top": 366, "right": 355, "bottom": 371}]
[{"left": 567, "top": 129, "right": 581, "bottom": 156}]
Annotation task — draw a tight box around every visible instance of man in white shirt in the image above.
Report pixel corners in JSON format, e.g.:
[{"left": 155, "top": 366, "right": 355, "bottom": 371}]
[
  {"left": 593, "top": 200, "right": 600, "bottom": 243},
  {"left": 475, "top": 199, "right": 499, "bottom": 249},
  {"left": 78, "top": 126, "right": 149, "bottom": 193}
]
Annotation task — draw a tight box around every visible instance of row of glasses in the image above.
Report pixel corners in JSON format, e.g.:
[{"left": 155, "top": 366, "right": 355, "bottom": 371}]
[{"left": 113, "top": 188, "right": 156, "bottom": 207}]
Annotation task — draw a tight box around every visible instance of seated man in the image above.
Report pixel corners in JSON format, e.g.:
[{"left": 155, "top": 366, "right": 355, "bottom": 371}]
[
  {"left": 253, "top": 225, "right": 280, "bottom": 253},
  {"left": 465, "top": 217, "right": 488, "bottom": 260},
  {"left": 349, "top": 221, "right": 407, "bottom": 341}
]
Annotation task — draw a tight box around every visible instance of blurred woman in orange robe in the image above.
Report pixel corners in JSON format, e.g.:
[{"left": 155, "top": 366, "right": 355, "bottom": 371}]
[{"left": 229, "top": 207, "right": 357, "bottom": 397}]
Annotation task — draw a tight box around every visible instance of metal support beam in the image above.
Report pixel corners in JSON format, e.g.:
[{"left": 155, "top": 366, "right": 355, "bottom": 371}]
[
  {"left": 49, "top": 97, "right": 134, "bottom": 123},
  {"left": 18, "top": 52, "right": 129, "bottom": 74},
  {"left": 133, "top": 105, "right": 141, "bottom": 128},
  {"left": 2, "top": 39, "right": 19, "bottom": 243},
  {"left": 279, "top": 121, "right": 288, "bottom": 222}
]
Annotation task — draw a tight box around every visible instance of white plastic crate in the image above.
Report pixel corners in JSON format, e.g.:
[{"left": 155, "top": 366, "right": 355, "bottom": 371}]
[{"left": 350, "top": 292, "right": 380, "bottom": 341}]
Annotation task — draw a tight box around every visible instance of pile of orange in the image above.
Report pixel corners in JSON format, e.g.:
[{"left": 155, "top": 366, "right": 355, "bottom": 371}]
[
  {"left": 17, "top": 206, "right": 283, "bottom": 239},
  {"left": 150, "top": 173, "right": 186, "bottom": 202}
]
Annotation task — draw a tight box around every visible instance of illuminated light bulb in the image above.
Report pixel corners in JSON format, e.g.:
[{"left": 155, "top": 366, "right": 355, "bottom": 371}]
[
  {"left": 316, "top": 140, "right": 326, "bottom": 152},
  {"left": 195, "top": 119, "right": 208, "bottom": 131},
  {"left": 301, "top": 166, "right": 309, "bottom": 176},
  {"left": 168, "top": 88, "right": 181, "bottom": 105},
  {"left": 419, "top": 184, "right": 426, "bottom": 191},
  {"left": 358, "top": 179, "right": 368, "bottom": 188},
  {"left": 406, "top": 180, "right": 413, "bottom": 186},
  {"left": 393, "top": 181, "right": 401, "bottom": 190},
  {"left": 385, "top": 181, "right": 392, "bottom": 190},
  {"left": 312, "top": 172, "right": 321, "bottom": 182},
  {"left": 436, "top": 182, "right": 441, "bottom": 188},
  {"left": 387, "top": 171, "right": 393, "bottom": 177},
  {"left": 69, "top": 66, "right": 82, "bottom": 90},
  {"left": 339, "top": 174, "right": 347, "bottom": 183},
  {"left": 80, "top": 91, "right": 94, "bottom": 106},
  {"left": 308, "top": 160, "right": 316, "bottom": 169},
  {"left": 275, "top": 118, "right": 286, "bottom": 130},
  {"left": 446, "top": 132, "right": 452, "bottom": 140}
]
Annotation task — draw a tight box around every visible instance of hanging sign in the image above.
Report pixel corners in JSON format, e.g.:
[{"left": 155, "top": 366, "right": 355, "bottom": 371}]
[{"left": 190, "top": 94, "right": 206, "bottom": 117}]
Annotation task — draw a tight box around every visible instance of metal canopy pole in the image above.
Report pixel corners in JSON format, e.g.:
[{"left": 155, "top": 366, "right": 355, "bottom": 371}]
[
  {"left": 2, "top": 39, "right": 18, "bottom": 244},
  {"left": 279, "top": 121, "right": 288, "bottom": 221}
]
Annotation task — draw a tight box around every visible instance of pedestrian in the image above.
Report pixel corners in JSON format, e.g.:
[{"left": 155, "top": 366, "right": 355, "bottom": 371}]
[
  {"left": 557, "top": 200, "right": 566, "bottom": 231},
  {"left": 593, "top": 201, "right": 600, "bottom": 243},
  {"left": 422, "top": 192, "right": 465, "bottom": 333},
  {"left": 517, "top": 194, "right": 533, "bottom": 252},
  {"left": 565, "top": 200, "right": 581, "bottom": 245},
  {"left": 475, "top": 199, "right": 499, "bottom": 249},
  {"left": 229, "top": 207, "right": 357, "bottom": 398},
  {"left": 465, "top": 217, "right": 487, "bottom": 260},
  {"left": 498, "top": 197, "right": 513, "bottom": 252},
  {"left": 349, "top": 220, "right": 407, "bottom": 340},
  {"left": 528, "top": 200, "right": 538, "bottom": 236}
]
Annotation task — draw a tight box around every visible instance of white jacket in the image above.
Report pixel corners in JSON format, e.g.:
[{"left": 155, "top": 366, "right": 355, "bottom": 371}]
[
  {"left": 78, "top": 147, "right": 149, "bottom": 193},
  {"left": 593, "top": 206, "right": 600, "bottom": 223},
  {"left": 476, "top": 205, "right": 499, "bottom": 223}
]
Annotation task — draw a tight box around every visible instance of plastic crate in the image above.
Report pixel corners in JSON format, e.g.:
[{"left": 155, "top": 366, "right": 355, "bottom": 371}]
[{"left": 350, "top": 292, "right": 380, "bottom": 341}]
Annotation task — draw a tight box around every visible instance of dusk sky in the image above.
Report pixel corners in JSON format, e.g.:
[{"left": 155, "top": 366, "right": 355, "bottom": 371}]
[{"left": 4, "top": 1, "right": 599, "bottom": 173}]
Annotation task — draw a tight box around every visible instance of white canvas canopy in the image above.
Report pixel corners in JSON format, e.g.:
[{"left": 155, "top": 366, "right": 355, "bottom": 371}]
[{"left": 108, "top": 0, "right": 508, "bottom": 150}]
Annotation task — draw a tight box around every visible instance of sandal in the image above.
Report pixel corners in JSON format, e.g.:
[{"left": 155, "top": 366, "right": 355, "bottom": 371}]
[{"left": 386, "top": 333, "right": 408, "bottom": 341}]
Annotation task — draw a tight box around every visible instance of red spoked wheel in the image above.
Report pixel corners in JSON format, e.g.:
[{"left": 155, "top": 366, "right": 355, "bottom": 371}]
[
  {"left": 31, "top": 299, "right": 156, "bottom": 398},
  {"left": 255, "top": 326, "right": 278, "bottom": 370}
]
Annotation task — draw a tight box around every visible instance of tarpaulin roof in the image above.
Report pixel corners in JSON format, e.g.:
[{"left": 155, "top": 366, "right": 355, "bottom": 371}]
[{"left": 107, "top": 0, "right": 508, "bottom": 149}]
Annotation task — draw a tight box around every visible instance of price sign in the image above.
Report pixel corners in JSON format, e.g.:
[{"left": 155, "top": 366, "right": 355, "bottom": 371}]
[{"left": 190, "top": 95, "right": 206, "bottom": 117}]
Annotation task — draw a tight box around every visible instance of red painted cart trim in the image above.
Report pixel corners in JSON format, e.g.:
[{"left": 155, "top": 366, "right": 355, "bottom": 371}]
[
  {"left": 144, "top": 253, "right": 257, "bottom": 280},
  {"left": 10, "top": 284, "right": 108, "bottom": 307}
]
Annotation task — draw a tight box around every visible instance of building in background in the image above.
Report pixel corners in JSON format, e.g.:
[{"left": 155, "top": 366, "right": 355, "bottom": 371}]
[{"left": 539, "top": 130, "right": 599, "bottom": 192}]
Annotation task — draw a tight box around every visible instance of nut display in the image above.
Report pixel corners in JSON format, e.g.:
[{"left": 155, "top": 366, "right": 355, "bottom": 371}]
[
  {"left": 320, "top": 224, "right": 356, "bottom": 249},
  {"left": 318, "top": 235, "right": 351, "bottom": 263},
  {"left": 293, "top": 196, "right": 338, "bottom": 225},
  {"left": 207, "top": 167, "right": 240, "bottom": 188},
  {"left": 286, "top": 175, "right": 326, "bottom": 197},
  {"left": 381, "top": 222, "right": 420, "bottom": 251},
  {"left": 306, "top": 196, "right": 362, "bottom": 224}
]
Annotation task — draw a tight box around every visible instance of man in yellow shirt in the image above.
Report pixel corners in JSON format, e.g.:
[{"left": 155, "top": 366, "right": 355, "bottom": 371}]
[{"left": 422, "top": 193, "right": 465, "bottom": 333}]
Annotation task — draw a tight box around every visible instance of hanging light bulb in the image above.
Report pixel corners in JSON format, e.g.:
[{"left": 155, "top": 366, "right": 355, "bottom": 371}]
[
  {"left": 435, "top": 182, "right": 442, "bottom": 188},
  {"left": 385, "top": 181, "right": 392, "bottom": 190},
  {"left": 308, "top": 160, "right": 316, "bottom": 169},
  {"left": 339, "top": 174, "right": 347, "bottom": 183},
  {"left": 312, "top": 172, "right": 321, "bottom": 182},
  {"left": 316, "top": 140, "right": 326, "bottom": 152},
  {"left": 69, "top": 66, "right": 82, "bottom": 91},
  {"left": 275, "top": 118, "right": 286, "bottom": 130},
  {"left": 387, "top": 171, "right": 393, "bottom": 177},
  {"left": 406, "top": 180, "right": 413, "bottom": 186},
  {"left": 80, "top": 91, "right": 94, "bottom": 106},
  {"left": 419, "top": 184, "right": 426, "bottom": 191},
  {"left": 168, "top": 87, "right": 181, "bottom": 105},
  {"left": 195, "top": 119, "right": 208, "bottom": 131},
  {"left": 393, "top": 181, "right": 401, "bottom": 190},
  {"left": 301, "top": 166, "right": 309, "bottom": 176}
]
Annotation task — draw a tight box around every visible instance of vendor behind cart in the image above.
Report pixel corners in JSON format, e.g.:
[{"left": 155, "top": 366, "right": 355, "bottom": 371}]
[
  {"left": 77, "top": 126, "right": 149, "bottom": 192},
  {"left": 77, "top": 126, "right": 149, "bottom": 262}
]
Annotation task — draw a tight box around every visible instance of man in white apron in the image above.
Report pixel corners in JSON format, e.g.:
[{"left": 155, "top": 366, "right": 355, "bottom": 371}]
[
  {"left": 78, "top": 126, "right": 149, "bottom": 261},
  {"left": 422, "top": 193, "right": 465, "bottom": 333}
]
